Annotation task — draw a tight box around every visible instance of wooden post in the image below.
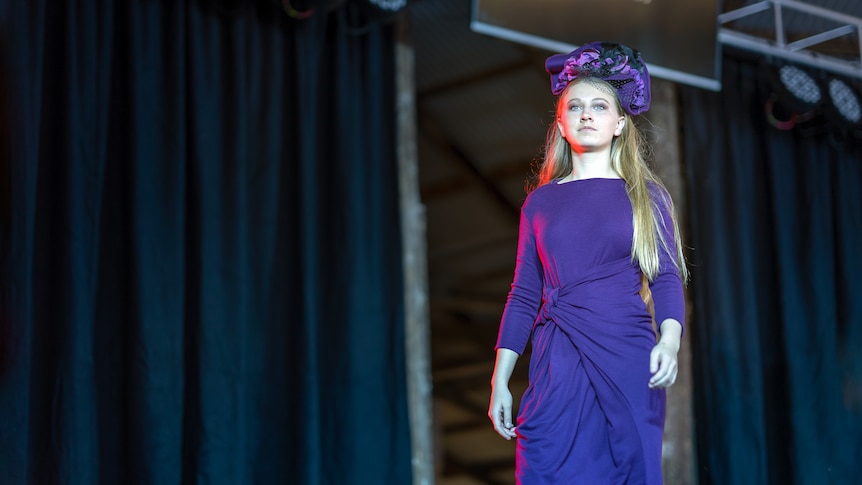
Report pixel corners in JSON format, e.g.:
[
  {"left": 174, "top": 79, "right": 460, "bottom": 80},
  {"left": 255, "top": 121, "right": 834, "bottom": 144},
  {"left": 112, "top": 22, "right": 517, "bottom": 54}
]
[
  {"left": 648, "top": 77, "right": 697, "bottom": 485},
  {"left": 396, "top": 17, "right": 435, "bottom": 485}
]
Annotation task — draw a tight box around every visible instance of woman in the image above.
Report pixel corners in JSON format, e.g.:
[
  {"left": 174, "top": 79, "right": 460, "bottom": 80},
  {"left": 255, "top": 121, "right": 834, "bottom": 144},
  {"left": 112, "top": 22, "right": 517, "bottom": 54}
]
[{"left": 488, "top": 41, "right": 688, "bottom": 484}]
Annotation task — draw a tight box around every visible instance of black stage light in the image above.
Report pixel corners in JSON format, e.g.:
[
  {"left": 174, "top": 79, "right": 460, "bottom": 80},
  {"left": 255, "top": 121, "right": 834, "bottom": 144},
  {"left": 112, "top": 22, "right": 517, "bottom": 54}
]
[
  {"left": 776, "top": 64, "right": 822, "bottom": 112},
  {"left": 765, "top": 63, "right": 824, "bottom": 130},
  {"left": 826, "top": 78, "right": 862, "bottom": 125},
  {"left": 365, "top": 0, "right": 406, "bottom": 11}
]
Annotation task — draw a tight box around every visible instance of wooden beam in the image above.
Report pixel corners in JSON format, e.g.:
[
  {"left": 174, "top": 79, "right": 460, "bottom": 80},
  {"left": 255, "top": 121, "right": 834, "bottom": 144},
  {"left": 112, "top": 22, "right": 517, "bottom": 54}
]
[
  {"left": 417, "top": 113, "right": 520, "bottom": 223},
  {"left": 420, "top": 157, "right": 530, "bottom": 201},
  {"left": 418, "top": 58, "right": 533, "bottom": 99},
  {"left": 396, "top": 19, "right": 435, "bottom": 485}
]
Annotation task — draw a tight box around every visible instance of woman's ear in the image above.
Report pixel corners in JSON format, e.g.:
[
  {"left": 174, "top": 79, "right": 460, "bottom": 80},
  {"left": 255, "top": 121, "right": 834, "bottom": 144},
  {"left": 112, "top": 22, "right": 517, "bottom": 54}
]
[
  {"left": 614, "top": 116, "right": 626, "bottom": 136},
  {"left": 557, "top": 120, "right": 566, "bottom": 139}
]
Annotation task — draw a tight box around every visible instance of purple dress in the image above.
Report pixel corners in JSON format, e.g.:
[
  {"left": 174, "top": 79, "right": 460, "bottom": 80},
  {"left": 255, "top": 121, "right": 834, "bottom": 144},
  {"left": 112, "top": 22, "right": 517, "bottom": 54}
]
[{"left": 495, "top": 178, "right": 685, "bottom": 484}]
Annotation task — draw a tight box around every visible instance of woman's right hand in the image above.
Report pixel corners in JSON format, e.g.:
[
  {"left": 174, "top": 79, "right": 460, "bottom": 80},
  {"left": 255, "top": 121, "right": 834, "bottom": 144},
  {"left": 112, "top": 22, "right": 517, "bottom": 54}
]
[{"left": 489, "top": 385, "right": 517, "bottom": 440}]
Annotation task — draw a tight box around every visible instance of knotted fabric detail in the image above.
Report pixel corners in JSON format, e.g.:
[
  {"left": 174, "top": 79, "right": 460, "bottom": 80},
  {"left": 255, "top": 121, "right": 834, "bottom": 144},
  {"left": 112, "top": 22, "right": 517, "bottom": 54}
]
[{"left": 539, "top": 286, "right": 560, "bottom": 322}]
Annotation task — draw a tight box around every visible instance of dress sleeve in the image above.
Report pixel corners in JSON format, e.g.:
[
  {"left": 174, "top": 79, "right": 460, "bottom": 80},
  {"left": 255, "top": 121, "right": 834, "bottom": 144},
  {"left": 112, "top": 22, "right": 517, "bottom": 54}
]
[
  {"left": 648, "top": 187, "right": 686, "bottom": 335},
  {"left": 495, "top": 206, "right": 544, "bottom": 355}
]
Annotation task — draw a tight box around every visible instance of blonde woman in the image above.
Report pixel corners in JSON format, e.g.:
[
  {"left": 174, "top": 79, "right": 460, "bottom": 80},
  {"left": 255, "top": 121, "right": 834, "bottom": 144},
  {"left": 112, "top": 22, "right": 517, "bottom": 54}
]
[{"left": 488, "top": 42, "right": 688, "bottom": 484}]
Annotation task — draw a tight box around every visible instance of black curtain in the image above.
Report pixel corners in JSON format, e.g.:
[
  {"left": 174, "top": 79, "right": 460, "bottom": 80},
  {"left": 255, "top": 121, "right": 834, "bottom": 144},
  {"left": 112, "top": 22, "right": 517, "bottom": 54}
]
[
  {"left": 680, "top": 50, "right": 862, "bottom": 484},
  {"left": 0, "top": 1, "right": 411, "bottom": 484}
]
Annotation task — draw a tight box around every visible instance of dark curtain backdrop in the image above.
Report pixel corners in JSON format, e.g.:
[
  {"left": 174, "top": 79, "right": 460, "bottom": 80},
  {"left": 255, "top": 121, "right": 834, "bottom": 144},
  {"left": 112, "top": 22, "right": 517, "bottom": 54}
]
[
  {"left": 0, "top": 1, "right": 411, "bottom": 484},
  {"left": 680, "top": 50, "right": 862, "bottom": 484}
]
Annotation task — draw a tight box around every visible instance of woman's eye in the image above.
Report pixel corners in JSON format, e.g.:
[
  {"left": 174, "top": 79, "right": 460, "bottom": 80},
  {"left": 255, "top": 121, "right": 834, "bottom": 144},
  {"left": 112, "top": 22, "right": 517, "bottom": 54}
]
[
  {"left": 593, "top": 104, "right": 606, "bottom": 111},
  {"left": 569, "top": 104, "right": 583, "bottom": 111}
]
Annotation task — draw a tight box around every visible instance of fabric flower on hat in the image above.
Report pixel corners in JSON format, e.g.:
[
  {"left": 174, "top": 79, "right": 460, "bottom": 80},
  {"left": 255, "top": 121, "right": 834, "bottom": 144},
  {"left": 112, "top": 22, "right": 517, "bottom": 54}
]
[{"left": 545, "top": 41, "right": 652, "bottom": 115}]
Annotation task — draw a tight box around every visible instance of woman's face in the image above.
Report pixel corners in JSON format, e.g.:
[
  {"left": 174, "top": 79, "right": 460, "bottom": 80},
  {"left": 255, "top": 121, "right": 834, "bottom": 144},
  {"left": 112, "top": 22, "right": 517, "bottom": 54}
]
[{"left": 557, "top": 81, "right": 626, "bottom": 154}]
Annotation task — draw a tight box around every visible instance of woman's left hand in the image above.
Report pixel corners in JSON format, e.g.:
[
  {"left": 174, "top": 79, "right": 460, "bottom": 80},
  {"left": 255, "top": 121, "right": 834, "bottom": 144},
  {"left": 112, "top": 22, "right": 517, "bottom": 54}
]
[
  {"left": 648, "top": 341, "right": 678, "bottom": 388},
  {"left": 649, "top": 318, "right": 683, "bottom": 389}
]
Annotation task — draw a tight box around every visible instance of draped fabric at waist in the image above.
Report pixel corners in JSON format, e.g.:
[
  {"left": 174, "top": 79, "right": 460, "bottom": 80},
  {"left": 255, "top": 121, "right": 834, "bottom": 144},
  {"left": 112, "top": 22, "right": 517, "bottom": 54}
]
[{"left": 535, "top": 257, "right": 648, "bottom": 332}]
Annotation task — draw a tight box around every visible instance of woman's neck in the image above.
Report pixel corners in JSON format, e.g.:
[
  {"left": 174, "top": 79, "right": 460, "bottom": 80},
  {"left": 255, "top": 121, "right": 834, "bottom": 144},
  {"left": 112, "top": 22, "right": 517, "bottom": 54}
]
[{"left": 566, "top": 151, "right": 617, "bottom": 181}]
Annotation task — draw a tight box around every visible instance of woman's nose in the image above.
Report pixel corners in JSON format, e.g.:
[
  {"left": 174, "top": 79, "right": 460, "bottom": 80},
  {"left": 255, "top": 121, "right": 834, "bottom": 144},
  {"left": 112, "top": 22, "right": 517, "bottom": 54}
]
[{"left": 580, "top": 110, "right": 592, "bottom": 120}]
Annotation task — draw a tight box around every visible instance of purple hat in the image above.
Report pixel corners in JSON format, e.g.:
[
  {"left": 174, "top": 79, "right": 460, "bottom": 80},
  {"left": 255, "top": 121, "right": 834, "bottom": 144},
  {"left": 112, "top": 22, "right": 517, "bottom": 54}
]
[{"left": 545, "top": 41, "right": 651, "bottom": 115}]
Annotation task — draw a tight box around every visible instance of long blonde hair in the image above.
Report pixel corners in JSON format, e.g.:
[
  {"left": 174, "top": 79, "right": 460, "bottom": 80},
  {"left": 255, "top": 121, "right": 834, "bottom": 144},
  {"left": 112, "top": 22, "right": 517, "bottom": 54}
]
[{"left": 531, "top": 78, "right": 689, "bottom": 283}]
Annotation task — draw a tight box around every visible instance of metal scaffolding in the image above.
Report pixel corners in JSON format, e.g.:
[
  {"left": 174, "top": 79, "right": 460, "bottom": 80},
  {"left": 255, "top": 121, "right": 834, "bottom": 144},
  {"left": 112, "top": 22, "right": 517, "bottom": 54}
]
[{"left": 719, "top": 0, "right": 862, "bottom": 80}]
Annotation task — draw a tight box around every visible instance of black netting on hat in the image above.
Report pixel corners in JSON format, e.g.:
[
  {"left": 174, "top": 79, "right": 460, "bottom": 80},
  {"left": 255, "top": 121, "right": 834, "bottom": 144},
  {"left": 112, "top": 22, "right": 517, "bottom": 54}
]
[{"left": 606, "top": 79, "right": 633, "bottom": 89}]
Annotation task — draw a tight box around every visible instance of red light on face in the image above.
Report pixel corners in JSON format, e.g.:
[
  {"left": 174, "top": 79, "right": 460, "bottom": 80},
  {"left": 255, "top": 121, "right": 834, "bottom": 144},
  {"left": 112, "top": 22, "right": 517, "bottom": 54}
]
[{"left": 570, "top": 139, "right": 585, "bottom": 156}]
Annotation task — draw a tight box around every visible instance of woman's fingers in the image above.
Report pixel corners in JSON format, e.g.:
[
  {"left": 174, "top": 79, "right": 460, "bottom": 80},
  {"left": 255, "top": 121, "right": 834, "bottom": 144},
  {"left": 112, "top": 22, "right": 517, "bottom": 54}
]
[
  {"left": 649, "top": 346, "right": 678, "bottom": 388},
  {"left": 489, "top": 402, "right": 517, "bottom": 439},
  {"left": 495, "top": 408, "right": 517, "bottom": 439}
]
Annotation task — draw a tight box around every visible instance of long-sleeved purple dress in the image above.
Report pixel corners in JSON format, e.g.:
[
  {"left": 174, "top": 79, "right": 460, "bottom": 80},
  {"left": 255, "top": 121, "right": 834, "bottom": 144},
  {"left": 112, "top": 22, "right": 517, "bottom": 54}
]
[{"left": 496, "top": 178, "right": 685, "bottom": 484}]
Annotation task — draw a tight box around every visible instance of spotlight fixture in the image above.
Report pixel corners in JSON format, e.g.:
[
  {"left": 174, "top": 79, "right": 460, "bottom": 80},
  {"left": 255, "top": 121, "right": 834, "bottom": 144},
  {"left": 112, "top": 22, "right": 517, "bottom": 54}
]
[
  {"left": 766, "top": 63, "right": 823, "bottom": 130},
  {"left": 366, "top": 0, "right": 406, "bottom": 11},
  {"left": 345, "top": 0, "right": 407, "bottom": 31},
  {"left": 826, "top": 78, "right": 862, "bottom": 125},
  {"left": 777, "top": 64, "right": 822, "bottom": 112},
  {"left": 765, "top": 62, "right": 862, "bottom": 136}
]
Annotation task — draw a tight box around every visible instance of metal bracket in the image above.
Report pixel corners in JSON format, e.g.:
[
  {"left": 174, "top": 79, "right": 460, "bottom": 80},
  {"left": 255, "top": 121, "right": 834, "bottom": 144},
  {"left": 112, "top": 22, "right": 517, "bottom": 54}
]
[{"left": 718, "top": 0, "right": 862, "bottom": 80}]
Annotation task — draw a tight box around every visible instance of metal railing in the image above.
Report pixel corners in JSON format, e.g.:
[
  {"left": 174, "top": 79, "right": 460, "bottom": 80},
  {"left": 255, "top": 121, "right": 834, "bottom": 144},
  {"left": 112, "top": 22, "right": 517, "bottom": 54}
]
[{"left": 718, "top": 0, "right": 862, "bottom": 80}]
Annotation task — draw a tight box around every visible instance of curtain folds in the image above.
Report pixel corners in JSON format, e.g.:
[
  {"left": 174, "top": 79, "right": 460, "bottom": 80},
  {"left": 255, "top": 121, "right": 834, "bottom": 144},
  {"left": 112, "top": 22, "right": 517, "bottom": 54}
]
[
  {"left": 0, "top": 1, "right": 411, "bottom": 484},
  {"left": 680, "top": 51, "right": 862, "bottom": 484}
]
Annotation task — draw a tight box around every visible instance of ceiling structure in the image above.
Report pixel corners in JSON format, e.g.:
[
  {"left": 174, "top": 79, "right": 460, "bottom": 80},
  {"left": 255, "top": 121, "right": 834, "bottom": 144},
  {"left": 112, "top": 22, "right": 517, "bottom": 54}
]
[
  {"left": 719, "top": 0, "right": 862, "bottom": 80},
  {"left": 406, "top": 1, "right": 860, "bottom": 483}
]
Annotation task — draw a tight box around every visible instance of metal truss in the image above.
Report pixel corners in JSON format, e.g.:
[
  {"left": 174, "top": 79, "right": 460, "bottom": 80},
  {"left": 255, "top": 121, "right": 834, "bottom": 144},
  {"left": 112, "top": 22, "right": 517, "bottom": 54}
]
[{"left": 718, "top": 0, "right": 862, "bottom": 80}]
